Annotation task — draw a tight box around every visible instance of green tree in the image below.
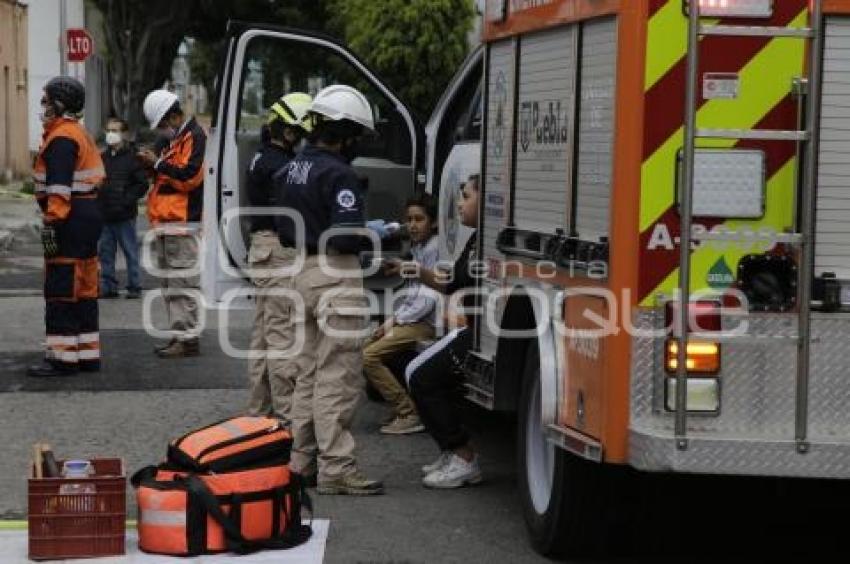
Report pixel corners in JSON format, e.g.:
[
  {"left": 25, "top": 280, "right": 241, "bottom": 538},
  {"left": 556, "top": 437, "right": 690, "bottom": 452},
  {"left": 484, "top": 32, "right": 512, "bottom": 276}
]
[
  {"left": 91, "top": 0, "right": 199, "bottom": 133},
  {"left": 186, "top": 39, "right": 221, "bottom": 103},
  {"left": 188, "top": 0, "right": 336, "bottom": 114},
  {"left": 332, "top": 0, "right": 475, "bottom": 119},
  {"left": 91, "top": 0, "right": 336, "bottom": 133}
]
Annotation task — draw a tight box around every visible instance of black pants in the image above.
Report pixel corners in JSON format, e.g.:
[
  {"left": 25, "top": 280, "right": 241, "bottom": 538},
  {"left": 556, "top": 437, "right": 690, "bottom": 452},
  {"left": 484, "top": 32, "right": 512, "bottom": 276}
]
[
  {"left": 44, "top": 198, "right": 102, "bottom": 371},
  {"left": 408, "top": 327, "right": 472, "bottom": 452}
]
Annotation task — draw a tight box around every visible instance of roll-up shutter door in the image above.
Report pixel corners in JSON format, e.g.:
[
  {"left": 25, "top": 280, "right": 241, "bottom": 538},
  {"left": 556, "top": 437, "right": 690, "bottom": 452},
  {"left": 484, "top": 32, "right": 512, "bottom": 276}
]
[
  {"left": 574, "top": 17, "right": 617, "bottom": 242},
  {"left": 513, "top": 26, "right": 576, "bottom": 234},
  {"left": 482, "top": 39, "right": 516, "bottom": 274},
  {"left": 816, "top": 17, "right": 850, "bottom": 278}
]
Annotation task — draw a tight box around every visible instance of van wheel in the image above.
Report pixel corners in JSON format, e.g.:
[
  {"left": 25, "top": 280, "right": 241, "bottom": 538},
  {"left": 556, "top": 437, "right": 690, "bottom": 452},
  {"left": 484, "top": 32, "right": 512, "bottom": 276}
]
[{"left": 517, "top": 346, "right": 626, "bottom": 557}]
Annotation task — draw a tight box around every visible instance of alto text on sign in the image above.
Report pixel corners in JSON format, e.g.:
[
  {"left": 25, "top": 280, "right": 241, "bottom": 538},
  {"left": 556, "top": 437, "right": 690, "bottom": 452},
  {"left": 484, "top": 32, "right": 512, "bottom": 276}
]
[{"left": 67, "top": 29, "right": 93, "bottom": 63}]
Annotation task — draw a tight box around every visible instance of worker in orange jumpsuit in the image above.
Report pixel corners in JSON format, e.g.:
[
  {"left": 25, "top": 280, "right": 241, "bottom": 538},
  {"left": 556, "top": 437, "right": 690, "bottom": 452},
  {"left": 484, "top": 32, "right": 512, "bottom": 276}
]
[{"left": 29, "top": 76, "right": 105, "bottom": 377}]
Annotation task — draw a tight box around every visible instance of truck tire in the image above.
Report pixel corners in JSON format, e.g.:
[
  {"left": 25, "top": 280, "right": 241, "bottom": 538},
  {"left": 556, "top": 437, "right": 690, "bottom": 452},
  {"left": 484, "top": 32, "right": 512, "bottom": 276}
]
[{"left": 517, "top": 345, "right": 625, "bottom": 557}]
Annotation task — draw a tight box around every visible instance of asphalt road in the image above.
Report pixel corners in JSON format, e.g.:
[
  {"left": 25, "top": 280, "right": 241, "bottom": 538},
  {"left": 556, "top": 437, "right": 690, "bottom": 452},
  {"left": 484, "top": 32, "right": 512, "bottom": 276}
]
[{"left": 1, "top": 211, "right": 850, "bottom": 562}]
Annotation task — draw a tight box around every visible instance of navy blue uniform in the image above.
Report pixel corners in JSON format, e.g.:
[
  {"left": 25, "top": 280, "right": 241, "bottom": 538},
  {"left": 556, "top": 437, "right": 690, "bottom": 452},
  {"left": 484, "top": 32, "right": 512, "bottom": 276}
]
[
  {"left": 246, "top": 143, "right": 294, "bottom": 232},
  {"left": 274, "top": 145, "right": 366, "bottom": 254},
  {"left": 33, "top": 119, "right": 104, "bottom": 373}
]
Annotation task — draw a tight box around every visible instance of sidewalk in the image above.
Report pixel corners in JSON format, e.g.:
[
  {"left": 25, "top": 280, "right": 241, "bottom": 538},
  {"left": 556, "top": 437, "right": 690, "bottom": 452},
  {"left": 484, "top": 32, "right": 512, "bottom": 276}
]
[
  {"left": 0, "top": 521, "right": 330, "bottom": 563},
  {"left": 0, "top": 185, "right": 40, "bottom": 253}
]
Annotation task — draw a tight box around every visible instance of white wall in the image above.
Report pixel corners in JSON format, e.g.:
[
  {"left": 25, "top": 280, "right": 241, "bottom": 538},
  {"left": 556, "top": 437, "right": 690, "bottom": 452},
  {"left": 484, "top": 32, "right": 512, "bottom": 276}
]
[{"left": 25, "top": 0, "right": 86, "bottom": 151}]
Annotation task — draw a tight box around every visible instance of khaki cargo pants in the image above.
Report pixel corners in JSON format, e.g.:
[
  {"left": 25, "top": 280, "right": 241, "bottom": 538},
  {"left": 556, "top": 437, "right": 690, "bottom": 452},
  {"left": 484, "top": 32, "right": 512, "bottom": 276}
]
[
  {"left": 156, "top": 232, "right": 200, "bottom": 343},
  {"left": 287, "top": 253, "right": 369, "bottom": 481},
  {"left": 246, "top": 230, "right": 300, "bottom": 424},
  {"left": 363, "top": 322, "right": 435, "bottom": 418}
]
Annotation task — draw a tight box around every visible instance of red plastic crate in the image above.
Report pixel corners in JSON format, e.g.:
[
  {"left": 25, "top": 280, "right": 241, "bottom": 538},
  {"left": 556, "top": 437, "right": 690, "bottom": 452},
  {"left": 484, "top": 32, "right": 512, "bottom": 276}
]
[{"left": 28, "top": 458, "right": 126, "bottom": 560}]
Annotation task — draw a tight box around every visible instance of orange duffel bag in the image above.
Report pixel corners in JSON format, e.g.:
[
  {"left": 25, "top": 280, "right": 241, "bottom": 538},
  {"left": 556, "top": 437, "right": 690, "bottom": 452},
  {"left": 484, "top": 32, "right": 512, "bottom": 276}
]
[
  {"left": 132, "top": 462, "right": 311, "bottom": 556},
  {"left": 167, "top": 416, "right": 292, "bottom": 472},
  {"left": 131, "top": 416, "right": 310, "bottom": 556}
]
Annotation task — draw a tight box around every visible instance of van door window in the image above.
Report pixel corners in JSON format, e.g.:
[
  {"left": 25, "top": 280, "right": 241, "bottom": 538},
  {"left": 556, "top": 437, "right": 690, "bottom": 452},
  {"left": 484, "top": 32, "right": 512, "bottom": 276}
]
[
  {"left": 235, "top": 35, "right": 414, "bottom": 223},
  {"left": 209, "top": 27, "right": 421, "bottom": 305}
]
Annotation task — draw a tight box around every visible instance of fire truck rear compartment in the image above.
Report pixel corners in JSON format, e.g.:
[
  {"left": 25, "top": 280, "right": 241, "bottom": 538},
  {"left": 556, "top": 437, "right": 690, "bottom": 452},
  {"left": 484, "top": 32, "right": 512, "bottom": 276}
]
[{"left": 630, "top": 311, "right": 850, "bottom": 478}]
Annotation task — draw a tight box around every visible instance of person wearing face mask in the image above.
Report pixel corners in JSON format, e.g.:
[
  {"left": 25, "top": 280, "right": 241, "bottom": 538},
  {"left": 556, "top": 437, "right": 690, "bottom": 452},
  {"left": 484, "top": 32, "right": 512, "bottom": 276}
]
[
  {"left": 28, "top": 76, "right": 105, "bottom": 377},
  {"left": 245, "top": 92, "right": 313, "bottom": 426},
  {"left": 273, "top": 85, "right": 388, "bottom": 495},
  {"left": 138, "top": 89, "right": 206, "bottom": 358},
  {"left": 97, "top": 117, "right": 149, "bottom": 299}
]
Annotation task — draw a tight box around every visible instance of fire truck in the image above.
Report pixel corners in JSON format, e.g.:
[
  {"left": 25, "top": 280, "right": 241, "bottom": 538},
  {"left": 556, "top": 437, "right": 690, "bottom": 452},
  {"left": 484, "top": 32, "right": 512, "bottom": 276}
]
[{"left": 202, "top": 0, "right": 850, "bottom": 556}]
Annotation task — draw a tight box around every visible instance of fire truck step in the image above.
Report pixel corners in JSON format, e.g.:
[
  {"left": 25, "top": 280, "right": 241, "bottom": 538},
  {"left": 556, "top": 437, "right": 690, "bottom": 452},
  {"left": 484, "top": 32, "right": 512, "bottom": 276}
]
[
  {"left": 699, "top": 25, "right": 814, "bottom": 38},
  {"left": 696, "top": 128, "right": 809, "bottom": 142},
  {"left": 690, "top": 231, "right": 803, "bottom": 244}
]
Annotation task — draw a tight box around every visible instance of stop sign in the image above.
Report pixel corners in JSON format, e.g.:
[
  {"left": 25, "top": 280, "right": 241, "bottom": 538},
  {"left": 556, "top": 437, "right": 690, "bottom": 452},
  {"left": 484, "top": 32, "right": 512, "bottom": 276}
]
[{"left": 67, "top": 28, "right": 93, "bottom": 62}]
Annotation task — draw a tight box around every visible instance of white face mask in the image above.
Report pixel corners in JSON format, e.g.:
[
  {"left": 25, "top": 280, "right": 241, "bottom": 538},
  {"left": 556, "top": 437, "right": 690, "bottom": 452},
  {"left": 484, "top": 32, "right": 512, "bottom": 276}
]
[{"left": 105, "top": 131, "right": 123, "bottom": 146}]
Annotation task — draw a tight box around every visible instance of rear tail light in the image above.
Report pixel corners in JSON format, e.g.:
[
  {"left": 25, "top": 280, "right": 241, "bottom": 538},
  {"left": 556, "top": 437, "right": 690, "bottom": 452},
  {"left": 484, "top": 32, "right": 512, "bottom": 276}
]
[
  {"left": 664, "top": 300, "right": 722, "bottom": 414},
  {"left": 665, "top": 341, "right": 720, "bottom": 373},
  {"left": 664, "top": 300, "right": 721, "bottom": 375}
]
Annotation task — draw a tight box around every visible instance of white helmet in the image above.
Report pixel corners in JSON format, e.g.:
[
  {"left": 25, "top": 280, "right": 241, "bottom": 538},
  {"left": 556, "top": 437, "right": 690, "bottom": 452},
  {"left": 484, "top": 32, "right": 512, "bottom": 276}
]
[
  {"left": 143, "top": 89, "right": 179, "bottom": 129},
  {"left": 309, "top": 85, "right": 375, "bottom": 131}
]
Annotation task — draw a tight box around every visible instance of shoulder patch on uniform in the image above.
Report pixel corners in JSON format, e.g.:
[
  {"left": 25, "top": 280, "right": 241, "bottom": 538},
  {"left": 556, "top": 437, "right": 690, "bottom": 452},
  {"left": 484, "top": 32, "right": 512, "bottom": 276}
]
[{"left": 337, "top": 189, "right": 357, "bottom": 209}]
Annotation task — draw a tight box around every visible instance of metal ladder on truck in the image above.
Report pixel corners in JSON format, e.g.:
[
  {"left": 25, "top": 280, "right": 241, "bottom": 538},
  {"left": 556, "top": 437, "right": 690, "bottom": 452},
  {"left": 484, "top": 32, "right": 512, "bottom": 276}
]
[{"left": 676, "top": 0, "right": 825, "bottom": 452}]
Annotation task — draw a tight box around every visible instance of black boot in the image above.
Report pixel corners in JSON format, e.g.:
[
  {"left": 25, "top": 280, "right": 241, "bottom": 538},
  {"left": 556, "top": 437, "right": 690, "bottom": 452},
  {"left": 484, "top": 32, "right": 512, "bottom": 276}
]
[{"left": 27, "top": 361, "right": 77, "bottom": 377}]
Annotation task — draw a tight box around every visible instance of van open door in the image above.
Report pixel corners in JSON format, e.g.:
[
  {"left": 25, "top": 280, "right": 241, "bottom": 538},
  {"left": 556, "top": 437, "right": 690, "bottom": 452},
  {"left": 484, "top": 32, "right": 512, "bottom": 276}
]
[
  {"left": 202, "top": 23, "right": 423, "bottom": 308},
  {"left": 425, "top": 46, "right": 483, "bottom": 263}
]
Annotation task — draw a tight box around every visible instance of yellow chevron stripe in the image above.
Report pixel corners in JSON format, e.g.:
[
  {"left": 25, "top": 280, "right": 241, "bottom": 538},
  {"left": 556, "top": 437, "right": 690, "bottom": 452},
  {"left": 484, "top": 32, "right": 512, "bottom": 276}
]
[
  {"left": 645, "top": 1, "right": 688, "bottom": 90},
  {"left": 645, "top": 3, "right": 720, "bottom": 91},
  {"left": 639, "top": 9, "right": 807, "bottom": 232},
  {"left": 639, "top": 158, "right": 798, "bottom": 306}
]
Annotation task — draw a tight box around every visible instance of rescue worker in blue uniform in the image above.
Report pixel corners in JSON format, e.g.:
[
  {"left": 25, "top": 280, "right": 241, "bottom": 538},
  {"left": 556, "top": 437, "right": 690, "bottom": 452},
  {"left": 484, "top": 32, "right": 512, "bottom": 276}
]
[
  {"left": 29, "top": 76, "right": 105, "bottom": 377},
  {"left": 246, "top": 92, "right": 313, "bottom": 425},
  {"left": 274, "top": 85, "right": 385, "bottom": 495}
]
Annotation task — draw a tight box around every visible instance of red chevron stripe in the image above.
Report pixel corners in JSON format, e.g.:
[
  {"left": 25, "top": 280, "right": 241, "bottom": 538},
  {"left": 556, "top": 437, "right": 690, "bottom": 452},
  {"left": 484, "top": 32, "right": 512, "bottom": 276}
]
[
  {"left": 638, "top": 94, "right": 800, "bottom": 301},
  {"left": 734, "top": 95, "right": 799, "bottom": 178},
  {"left": 649, "top": 0, "right": 668, "bottom": 18},
  {"left": 642, "top": 0, "right": 807, "bottom": 161}
]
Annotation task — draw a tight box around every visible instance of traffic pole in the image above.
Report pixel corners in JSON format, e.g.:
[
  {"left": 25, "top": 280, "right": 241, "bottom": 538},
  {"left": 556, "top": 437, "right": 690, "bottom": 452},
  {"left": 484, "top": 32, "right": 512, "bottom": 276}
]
[{"left": 59, "top": 0, "right": 67, "bottom": 76}]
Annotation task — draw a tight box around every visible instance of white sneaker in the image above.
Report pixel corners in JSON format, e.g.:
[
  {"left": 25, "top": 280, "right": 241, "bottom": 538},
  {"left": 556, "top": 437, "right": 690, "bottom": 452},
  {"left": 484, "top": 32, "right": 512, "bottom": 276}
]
[
  {"left": 421, "top": 451, "right": 452, "bottom": 475},
  {"left": 422, "top": 454, "right": 483, "bottom": 489}
]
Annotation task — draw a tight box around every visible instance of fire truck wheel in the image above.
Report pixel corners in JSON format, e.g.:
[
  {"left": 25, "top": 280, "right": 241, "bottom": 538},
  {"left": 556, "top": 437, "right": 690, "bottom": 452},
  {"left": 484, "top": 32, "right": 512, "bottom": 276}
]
[{"left": 517, "top": 346, "right": 599, "bottom": 557}]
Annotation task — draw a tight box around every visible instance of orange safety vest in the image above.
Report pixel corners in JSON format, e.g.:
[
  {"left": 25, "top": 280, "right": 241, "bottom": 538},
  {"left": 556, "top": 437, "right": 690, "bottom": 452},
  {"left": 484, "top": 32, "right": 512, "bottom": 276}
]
[
  {"left": 33, "top": 118, "right": 105, "bottom": 223},
  {"left": 147, "top": 118, "right": 205, "bottom": 225}
]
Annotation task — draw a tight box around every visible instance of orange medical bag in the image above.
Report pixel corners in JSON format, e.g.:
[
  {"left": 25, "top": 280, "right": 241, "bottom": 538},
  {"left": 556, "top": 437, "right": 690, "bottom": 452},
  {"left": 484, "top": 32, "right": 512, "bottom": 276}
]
[
  {"left": 167, "top": 416, "right": 292, "bottom": 472},
  {"left": 132, "top": 416, "right": 311, "bottom": 556}
]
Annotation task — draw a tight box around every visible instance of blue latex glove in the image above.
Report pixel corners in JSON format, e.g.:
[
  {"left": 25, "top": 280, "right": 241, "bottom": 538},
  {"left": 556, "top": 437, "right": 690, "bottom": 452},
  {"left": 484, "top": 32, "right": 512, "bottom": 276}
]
[{"left": 366, "top": 219, "right": 390, "bottom": 239}]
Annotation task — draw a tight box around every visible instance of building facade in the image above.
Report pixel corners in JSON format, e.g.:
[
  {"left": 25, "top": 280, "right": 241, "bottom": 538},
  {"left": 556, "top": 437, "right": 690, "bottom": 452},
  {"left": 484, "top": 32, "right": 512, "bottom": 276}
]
[
  {"left": 25, "top": 0, "right": 109, "bottom": 152},
  {"left": 0, "top": 0, "right": 29, "bottom": 179}
]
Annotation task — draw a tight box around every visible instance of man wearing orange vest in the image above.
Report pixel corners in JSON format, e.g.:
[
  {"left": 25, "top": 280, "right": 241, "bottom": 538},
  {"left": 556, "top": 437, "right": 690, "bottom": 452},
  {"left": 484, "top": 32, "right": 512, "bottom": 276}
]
[
  {"left": 28, "top": 76, "right": 105, "bottom": 377},
  {"left": 138, "top": 90, "right": 206, "bottom": 358}
]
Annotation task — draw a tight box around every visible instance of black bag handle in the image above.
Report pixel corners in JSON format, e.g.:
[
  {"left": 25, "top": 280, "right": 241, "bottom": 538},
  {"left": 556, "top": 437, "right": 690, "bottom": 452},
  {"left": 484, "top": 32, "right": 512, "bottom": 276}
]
[
  {"left": 130, "top": 465, "right": 159, "bottom": 488},
  {"left": 185, "top": 475, "right": 311, "bottom": 555}
]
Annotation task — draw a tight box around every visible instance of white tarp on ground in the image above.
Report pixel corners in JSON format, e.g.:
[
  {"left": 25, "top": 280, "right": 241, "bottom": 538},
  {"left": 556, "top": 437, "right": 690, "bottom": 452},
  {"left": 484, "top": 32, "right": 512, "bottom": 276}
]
[{"left": 0, "top": 519, "right": 329, "bottom": 563}]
